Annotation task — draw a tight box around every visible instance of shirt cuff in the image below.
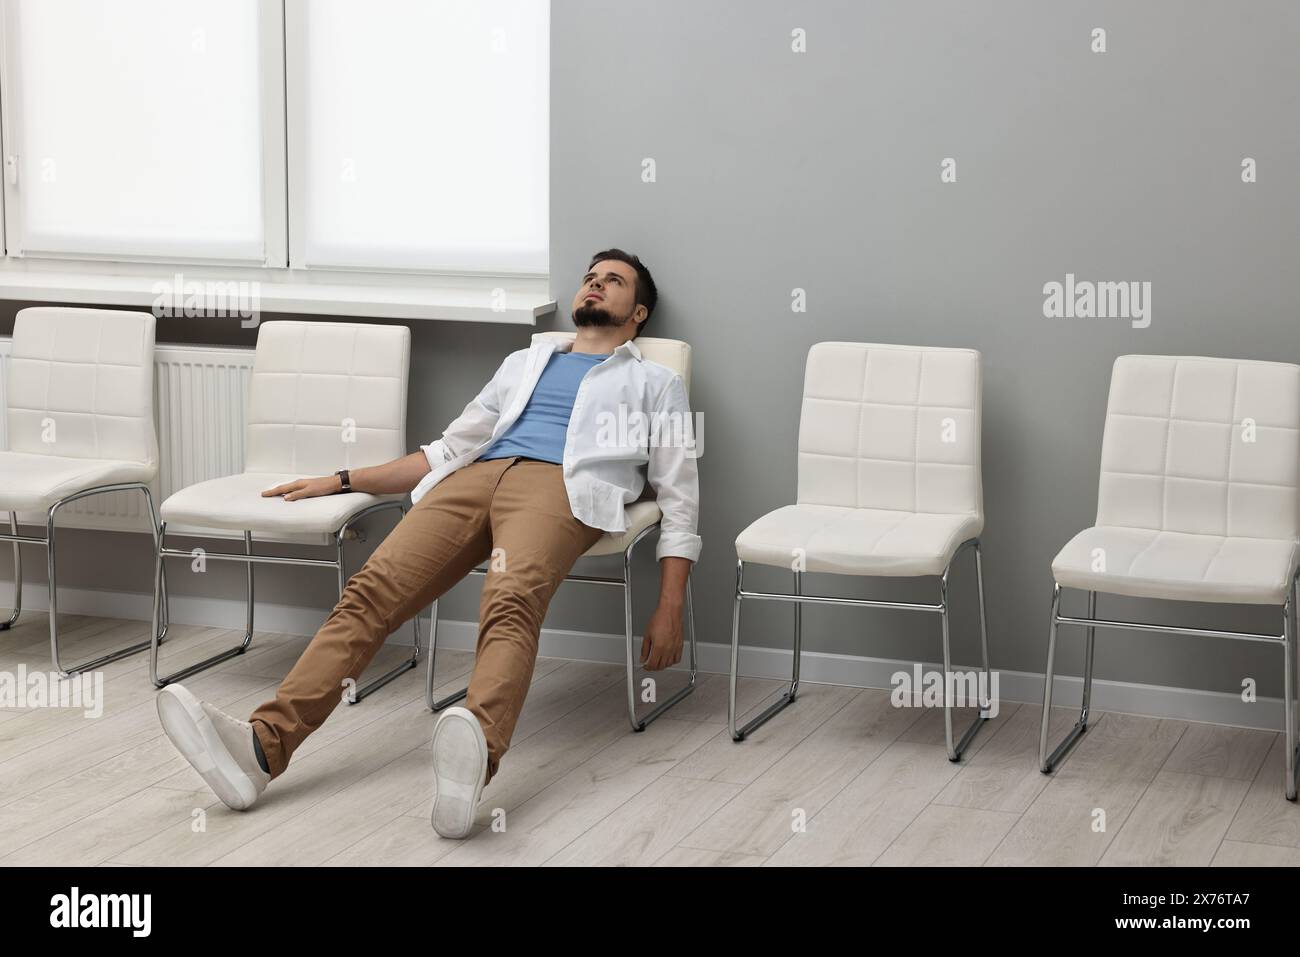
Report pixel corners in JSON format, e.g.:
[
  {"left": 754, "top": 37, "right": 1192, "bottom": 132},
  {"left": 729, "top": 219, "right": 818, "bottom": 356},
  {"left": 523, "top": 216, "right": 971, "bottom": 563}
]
[
  {"left": 656, "top": 530, "right": 702, "bottom": 563},
  {"left": 421, "top": 440, "right": 449, "bottom": 472}
]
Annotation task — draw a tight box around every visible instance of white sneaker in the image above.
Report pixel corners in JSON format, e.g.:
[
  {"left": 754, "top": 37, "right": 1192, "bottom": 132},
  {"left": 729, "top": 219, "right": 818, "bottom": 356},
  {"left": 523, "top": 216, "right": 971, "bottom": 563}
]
[
  {"left": 156, "top": 683, "right": 270, "bottom": 811},
  {"left": 430, "top": 706, "right": 488, "bottom": 839}
]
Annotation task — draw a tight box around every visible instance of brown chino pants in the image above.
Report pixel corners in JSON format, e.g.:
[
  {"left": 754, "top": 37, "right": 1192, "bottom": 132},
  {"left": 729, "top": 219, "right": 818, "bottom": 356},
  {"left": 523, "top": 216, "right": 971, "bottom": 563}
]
[{"left": 248, "top": 457, "right": 604, "bottom": 784}]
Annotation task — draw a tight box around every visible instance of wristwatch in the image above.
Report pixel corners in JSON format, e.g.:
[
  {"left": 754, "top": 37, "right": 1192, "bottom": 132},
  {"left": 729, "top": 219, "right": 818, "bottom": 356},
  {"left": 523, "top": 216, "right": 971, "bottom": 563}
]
[{"left": 335, "top": 468, "right": 351, "bottom": 493}]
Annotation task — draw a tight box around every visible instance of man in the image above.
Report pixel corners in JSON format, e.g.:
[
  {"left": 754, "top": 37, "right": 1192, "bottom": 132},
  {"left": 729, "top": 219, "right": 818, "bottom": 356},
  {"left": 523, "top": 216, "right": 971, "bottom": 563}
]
[{"left": 155, "top": 249, "right": 700, "bottom": 839}]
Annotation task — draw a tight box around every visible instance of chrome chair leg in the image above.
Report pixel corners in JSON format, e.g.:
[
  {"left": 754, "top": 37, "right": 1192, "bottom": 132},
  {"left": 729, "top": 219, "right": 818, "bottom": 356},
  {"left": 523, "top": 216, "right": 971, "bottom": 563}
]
[
  {"left": 424, "top": 598, "right": 465, "bottom": 711},
  {"left": 150, "top": 521, "right": 165, "bottom": 679},
  {"left": 151, "top": 527, "right": 255, "bottom": 687},
  {"left": 1040, "top": 583, "right": 1092, "bottom": 772},
  {"left": 729, "top": 538, "right": 990, "bottom": 750},
  {"left": 48, "top": 483, "right": 163, "bottom": 677},
  {"left": 626, "top": 548, "right": 698, "bottom": 733},
  {"left": 1081, "top": 590, "right": 1097, "bottom": 726},
  {"left": 244, "top": 530, "right": 254, "bottom": 642},
  {"left": 623, "top": 525, "right": 699, "bottom": 732},
  {"left": 1041, "top": 574, "right": 1300, "bottom": 798},
  {"left": 1284, "top": 583, "right": 1298, "bottom": 801},
  {"left": 792, "top": 570, "right": 803, "bottom": 693},
  {"left": 425, "top": 598, "right": 465, "bottom": 711},
  {"left": 153, "top": 501, "right": 411, "bottom": 695},
  {"left": 727, "top": 559, "right": 744, "bottom": 740},
  {"left": 349, "top": 506, "right": 422, "bottom": 704},
  {"left": 623, "top": 548, "right": 638, "bottom": 728},
  {"left": 2, "top": 512, "right": 20, "bottom": 630},
  {"left": 940, "top": 565, "right": 955, "bottom": 758},
  {"left": 731, "top": 565, "right": 802, "bottom": 741},
  {"left": 941, "top": 540, "right": 990, "bottom": 762},
  {"left": 974, "top": 540, "right": 992, "bottom": 713},
  {"left": 1290, "top": 575, "right": 1299, "bottom": 750}
]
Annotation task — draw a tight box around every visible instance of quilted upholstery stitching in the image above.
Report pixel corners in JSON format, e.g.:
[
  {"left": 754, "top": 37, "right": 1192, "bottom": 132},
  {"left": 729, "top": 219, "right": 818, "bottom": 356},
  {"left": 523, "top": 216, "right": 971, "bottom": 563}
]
[
  {"left": 1199, "top": 534, "right": 1232, "bottom": 583},
  {"left": 1099, "top": 470, "right": 1293, "bottom": 489},
  {"left": 1159, "top": 362, "right": 1178, "bottom": 530},
  {"left": 292, "top": 325, "right": 304, "bottom": 474},
  {"left": 803, "top": 451, "right": 972, "bottom": 466},
  {"left": 1098, "top": 355, "right": 1300, "bottom": 538},
  {"left": 912, "top": 352, "right": 923, "bottom": 513},
  {"left": 344, "top": 326, "right": 358, "bottom": 468},
  {"left": 1225, "top": 364, "right": 1240, "bottom": 536},
  {"left": 1109, "top": 411, "right": 1255, "bottom": 427},
  {"left": 866, "top": 510, "right": 916, "bottom": 555},
  {"left": 855, "top": 348, "right": 868, "bottom": 510},
  {"left": 7, "top": 308, "right": 155, "bottom": 466},
  {"left": 1060, "top": 354, "right": 1300, "bottom": 604},
  {"left": 242, "top": 321, "right": 407, "bottom": 478},
  {"left": 5, "top": 405, "right": 141, "bottom": 419},
  {"left": 10, "top": 359, "right": 145, "bottom": 369},
  {"left": 804, "top": 396, "right": 972, "bottom": 410},
  {"left": 90, "top": 320, "right": 103, "bottom": 459},
  {"left": 796, "top": 341, "right": 981, "bottom": 521}
]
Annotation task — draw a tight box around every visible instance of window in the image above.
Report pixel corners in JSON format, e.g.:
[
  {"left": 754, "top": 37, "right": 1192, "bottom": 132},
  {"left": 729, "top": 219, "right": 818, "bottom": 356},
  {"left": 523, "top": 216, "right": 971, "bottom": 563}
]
[
  {"left": 0, "top": 0, "right": 552, "bottom": 322},
  {"left": 289, "top": 0, "right": 549, "bottom": 275},
  {"left": 2, "top": 0, "right": 281, "bottom": 264}
]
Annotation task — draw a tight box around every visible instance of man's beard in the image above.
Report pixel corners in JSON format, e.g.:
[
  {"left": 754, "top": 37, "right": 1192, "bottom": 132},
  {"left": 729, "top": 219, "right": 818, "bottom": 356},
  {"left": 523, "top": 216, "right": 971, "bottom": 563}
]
[{"left": 573, "top": 301, "right": 630, "bottom": 328}]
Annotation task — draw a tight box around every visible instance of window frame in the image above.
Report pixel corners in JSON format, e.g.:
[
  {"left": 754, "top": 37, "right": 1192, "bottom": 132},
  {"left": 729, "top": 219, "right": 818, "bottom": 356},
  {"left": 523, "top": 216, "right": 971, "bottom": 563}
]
[{"left": 0, "top": 0, "right": 553, "bottom": 324}]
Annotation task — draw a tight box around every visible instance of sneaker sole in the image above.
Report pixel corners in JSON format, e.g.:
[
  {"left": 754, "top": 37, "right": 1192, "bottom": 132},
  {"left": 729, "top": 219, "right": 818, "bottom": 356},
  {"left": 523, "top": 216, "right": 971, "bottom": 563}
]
[
  {"left": 157, "top": 684, "right": 260, "bottom": 811},
  {"left": 430, "top": 707, "right": 488, "bottom": 839}
]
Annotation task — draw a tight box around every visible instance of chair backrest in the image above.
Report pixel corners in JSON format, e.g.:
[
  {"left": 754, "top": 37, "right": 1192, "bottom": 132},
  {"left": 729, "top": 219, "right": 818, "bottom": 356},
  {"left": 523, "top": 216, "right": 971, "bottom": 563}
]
[
  {"left": 7, "top": 306, "right": 158, "bottom": 466},
  {"left": 797, "top": 342, "right": 982, "bottom": 517},
  {"left": 1097, "top": 355, "right": 1300, "bottom": 541},
  {"left": 244, "top": 320, "right": 410, "bottom": 476},
  {"left": 534, "top": 331, "right": 691, "bottom": 393}
]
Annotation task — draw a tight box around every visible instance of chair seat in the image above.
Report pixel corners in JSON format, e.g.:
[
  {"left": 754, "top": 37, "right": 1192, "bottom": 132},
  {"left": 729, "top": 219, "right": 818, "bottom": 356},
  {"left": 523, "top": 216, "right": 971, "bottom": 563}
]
[
  {"left": 583, "top": 500, "right": 662, "bottom": 557},
  {"left": 160, "top": 472, "right": 399, "bottom": 534},
  {"left": 0, "top": 451, "right": 156, "bottom": 511},
  {"left": 1052, "top": 526, "right": 1300, "bottom": 605},
  {"left": 735, "top": 504, "right": 982, "bottom": 577}
]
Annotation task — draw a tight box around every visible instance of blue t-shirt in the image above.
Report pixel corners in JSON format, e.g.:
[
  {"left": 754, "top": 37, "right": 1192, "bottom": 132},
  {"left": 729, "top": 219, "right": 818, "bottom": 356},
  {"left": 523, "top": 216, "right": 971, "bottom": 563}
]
[{"left": 478, "top": 351, "right": 610, "bottom": 465}]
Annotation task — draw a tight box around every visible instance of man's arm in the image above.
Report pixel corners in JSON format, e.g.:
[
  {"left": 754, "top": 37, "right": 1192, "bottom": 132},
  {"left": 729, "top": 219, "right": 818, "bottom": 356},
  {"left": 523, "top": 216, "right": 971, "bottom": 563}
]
[
  {"left": 261, "top": 451, "right": 432, "bottom": 501},
  {"left": 262, "top": 355, "right": 512, "bottom": 502},
  {"left": 641, "top": 556, "right": 691, "bottom": 670},
  {"left": 640, "top": 373, "right": 702, "bottom": 671}
]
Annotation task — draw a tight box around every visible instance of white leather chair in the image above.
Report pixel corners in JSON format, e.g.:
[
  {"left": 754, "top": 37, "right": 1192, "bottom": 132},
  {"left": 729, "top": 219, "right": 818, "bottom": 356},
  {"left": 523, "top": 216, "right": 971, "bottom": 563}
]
[
  {"left": 0, "top": 306, "right": 164, "bottom": 676},
  {"left": 150, "top": 320, "right": 418, "bottom": 703},
  {"left": 424, "top": 331, "right": 698, "bottom": 732},
  {"left": 1040, "top": 354, "right": 1300, "bottom": 799},
  {"left": 729, "top": 342, "right": 991, "bottom": 759}
]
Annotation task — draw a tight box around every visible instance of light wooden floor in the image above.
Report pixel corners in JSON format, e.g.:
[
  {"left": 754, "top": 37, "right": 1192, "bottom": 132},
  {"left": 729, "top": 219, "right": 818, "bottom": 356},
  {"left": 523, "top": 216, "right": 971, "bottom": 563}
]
[{"left": 2, "top": 612, "right": 1299, "bottom": 866}]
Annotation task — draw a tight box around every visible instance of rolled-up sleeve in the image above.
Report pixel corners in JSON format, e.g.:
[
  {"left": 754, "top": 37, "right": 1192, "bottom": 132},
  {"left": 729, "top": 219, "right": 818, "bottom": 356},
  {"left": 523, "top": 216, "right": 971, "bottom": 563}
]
[{"left": 647, "top": 373, "right": 702, "bottom": 563}]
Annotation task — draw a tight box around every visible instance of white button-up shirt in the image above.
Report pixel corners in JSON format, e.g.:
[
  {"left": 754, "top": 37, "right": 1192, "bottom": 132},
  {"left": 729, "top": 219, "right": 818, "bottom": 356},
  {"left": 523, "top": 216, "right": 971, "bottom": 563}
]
[{"left": 413, "top": 334, "right": 701, "bottom": 563}]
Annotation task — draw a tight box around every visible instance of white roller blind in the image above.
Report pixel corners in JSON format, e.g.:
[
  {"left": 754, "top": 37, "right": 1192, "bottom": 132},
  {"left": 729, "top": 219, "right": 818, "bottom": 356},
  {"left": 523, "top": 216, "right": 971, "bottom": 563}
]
[
  {"left": 293, "top": 0, "right": 549, "bottom": 274},
  {"left": 7, "top": 0, "right": 268, "bottom": 262}
]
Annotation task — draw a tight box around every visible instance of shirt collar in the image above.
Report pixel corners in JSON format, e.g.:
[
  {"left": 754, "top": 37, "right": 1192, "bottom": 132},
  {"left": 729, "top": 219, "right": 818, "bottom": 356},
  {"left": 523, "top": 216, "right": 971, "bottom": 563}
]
[{"left": 532, "top": 333, "right": 643, "bottom": 362}]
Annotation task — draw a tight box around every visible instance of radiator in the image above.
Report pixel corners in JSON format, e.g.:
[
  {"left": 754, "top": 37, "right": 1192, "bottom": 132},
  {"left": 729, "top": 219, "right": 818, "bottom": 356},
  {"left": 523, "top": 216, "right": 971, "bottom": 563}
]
[{"left": 1, "top": 338, "right": 257, "bottom": 539}]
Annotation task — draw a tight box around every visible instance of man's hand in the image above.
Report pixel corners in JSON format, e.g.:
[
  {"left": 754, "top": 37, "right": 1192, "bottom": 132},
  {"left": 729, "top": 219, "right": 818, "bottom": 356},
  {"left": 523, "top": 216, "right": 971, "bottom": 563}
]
[
  {"left": 640, "top": 556, "right": 692, "bottom": 671},
  {"left": 261, "top": 452, "right": 433, "bottom": 501},
  {"left": 262, "top": 475, "right": 342, "bottom": 501},
  {"left": 641, "top": 599, "right": 684, "bottom": 671}
]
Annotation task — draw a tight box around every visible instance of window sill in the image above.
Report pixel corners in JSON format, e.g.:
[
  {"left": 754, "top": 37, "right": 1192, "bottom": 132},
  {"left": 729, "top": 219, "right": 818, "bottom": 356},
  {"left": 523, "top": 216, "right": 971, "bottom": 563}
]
[{"left": 0, "top": 260, "right": 555, "bottom": 325}]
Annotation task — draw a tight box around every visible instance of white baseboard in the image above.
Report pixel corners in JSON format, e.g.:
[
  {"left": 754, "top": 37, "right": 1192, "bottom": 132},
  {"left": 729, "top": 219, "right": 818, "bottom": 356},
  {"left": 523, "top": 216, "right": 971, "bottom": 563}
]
[{"left": 3, "top": 580, "right": 1289, "bottom": 733}]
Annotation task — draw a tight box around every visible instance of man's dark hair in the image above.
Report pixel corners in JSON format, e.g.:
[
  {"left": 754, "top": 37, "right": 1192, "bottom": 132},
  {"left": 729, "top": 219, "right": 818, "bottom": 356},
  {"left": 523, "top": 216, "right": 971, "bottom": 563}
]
[{"left": 588, "top": 248, "right": 657, "bottom": 336}]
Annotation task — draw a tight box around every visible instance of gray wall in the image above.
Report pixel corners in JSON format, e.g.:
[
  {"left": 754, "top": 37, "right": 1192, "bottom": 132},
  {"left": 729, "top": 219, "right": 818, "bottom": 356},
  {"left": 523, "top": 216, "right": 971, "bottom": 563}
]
[
  {"left": 547, "top": 0, "right": 1300, "bottom": 697},
  {"left": 3, "top": 0, "right": 1299, "bottom": 698}
]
